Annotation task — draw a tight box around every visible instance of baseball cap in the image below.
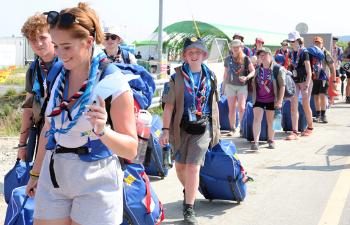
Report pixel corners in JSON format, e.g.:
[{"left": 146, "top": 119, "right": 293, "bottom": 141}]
[
  {"left": 255, "top": 37, "right": 264, "bottom": 44},
  {"left": 313, "top": 36, "right": 323, "bottom": 43},
  {"left": 183, "top": 37, "right": 208, "bottom": 58},
  {"left": 232, "top": 33, "right": 244, "bottom": 41}
]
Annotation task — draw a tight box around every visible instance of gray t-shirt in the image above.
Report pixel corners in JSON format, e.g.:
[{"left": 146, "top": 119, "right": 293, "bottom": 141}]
[
  {"left": 25, "top": 60, "right": 53, "bottom": 93},
  {"left": 224, "top": 55, "right": 249, "bottom": 86}
]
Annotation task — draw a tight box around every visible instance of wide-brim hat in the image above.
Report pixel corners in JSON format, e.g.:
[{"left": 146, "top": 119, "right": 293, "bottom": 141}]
[
  {"left": 230, "top": 39, "right": 243, "bottom": 47},
  {"left": 183, "top": 37, "right": 209, "bottom": 59},
  {"left": 288, "top": 31, "right": 301, "bottom": 42},
  {"left": 104, "top": 25, "right": 124, "bottom": 41},
  {"left": 257, "top": 47, "right": 272, "bottom": 56},
  {"left": 232, "top": 33, "right": 244, "bottom": 41}
]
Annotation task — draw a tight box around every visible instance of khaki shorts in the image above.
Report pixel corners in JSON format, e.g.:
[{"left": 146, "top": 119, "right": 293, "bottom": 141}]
[
  {"left": 224, "top": 84, "right": 248, "bottom": 97},
  {"left": 174, "top": 124, "right": 211, "bottom": 166},
  {"left": 34, "top": 151, "right": 123, "bottom": 225}
]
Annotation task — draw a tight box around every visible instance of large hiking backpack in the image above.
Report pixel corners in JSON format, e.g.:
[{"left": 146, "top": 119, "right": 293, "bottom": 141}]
[
  {"left": 272, "top": 64, "right": 296, "bottom": 98},
  {"left": 218, "top": 94, "right": 239, "bottom": 130},
  {"left": 281, "top": 99, "right": 307, "bottom": 132},
  {"left": 144, "top": 115, "right": 173, "bottom": 178},
  {"left": 199, "top": 140, "right": 248, "bottom": 202},
  {"left": 4, "top": 185, "right": 34, "bottom": 225},
  {"left": 122, "top": 164, "right": 165, "bottom": 225},
  {"left": 307, "top": 46, "right": 327, "bottom": 80}
]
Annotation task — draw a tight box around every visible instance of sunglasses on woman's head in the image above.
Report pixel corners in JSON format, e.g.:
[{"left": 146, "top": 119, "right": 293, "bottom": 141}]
[
  {"left": 44, "top": 11, "right": 94, "bottom": 36},
  {"left": 105, "top": 34, "right": 118, "bottom": 41}
]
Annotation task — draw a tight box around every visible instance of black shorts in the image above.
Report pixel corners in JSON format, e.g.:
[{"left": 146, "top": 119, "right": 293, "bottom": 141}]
[
  {"left": 253, "top": 101, "right": 275, "bottom": 110},
  {"left": 340, "top": 67, "right": 350, "bottom": 78},
  {"left": 312, "top": 80, "right": 329, "bottom": 95}
]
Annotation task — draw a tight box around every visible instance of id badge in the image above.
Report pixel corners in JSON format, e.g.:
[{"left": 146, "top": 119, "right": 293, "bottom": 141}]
[
  {"left": 188, "top": 107, "right": 197, "bottom": 122},
  {"left": 292, "top": 70, "right": 297, "bottom": 77}
]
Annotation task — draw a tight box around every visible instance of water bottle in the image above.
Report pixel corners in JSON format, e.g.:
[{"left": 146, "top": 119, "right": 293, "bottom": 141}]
[
  {"left": 162, "top": 144, "right": 173, "bottom": 169},
  {"left": 272, "top": 108, "right": 282, "bottom": 131},
  {"left": 133, "top": 110, "right": 152, "bottom": 164}
]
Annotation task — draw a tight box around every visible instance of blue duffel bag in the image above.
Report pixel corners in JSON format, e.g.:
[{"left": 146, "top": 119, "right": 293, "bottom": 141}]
[
  {"left": 241, "top": 101, "right": 268, "bottom": 141},
  {"left": 199, "top": 140, "right": 248, "bottom": 203},
  {"left": 122, "top": 164, "right": 165, "bottom": 225},
  {"left": 282, "top": 99, "right": 307, "bottom": 132},
  {"left": 5, "top": 185, "right": 34, "bottom": 225},
  {"left": 218, "top": 95, "right": 239, "bottom": 130},
  {"left": 144, "top": 115, "right": 173, "bottom": 178},
  {"left": 4, "top": 160, "right": 32, "bottom": 204}
]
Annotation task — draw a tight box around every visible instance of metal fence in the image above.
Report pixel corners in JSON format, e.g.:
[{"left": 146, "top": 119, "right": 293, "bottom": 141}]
[{"left": 149, "top": 76, "right": 168, "bottom": 109}]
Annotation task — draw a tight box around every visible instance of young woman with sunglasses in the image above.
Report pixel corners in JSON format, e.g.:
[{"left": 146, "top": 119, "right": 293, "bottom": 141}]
[
  {"left": 18, "top": 13, "right": 58, "bottom": 161},
  {"left": 25, "top": 3, "right": 138, "bottom": 225},
  {"left": 102, "top": 25, "right": 137, "bottom": 64}
]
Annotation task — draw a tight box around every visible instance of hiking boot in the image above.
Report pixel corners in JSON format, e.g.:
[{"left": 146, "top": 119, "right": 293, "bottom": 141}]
[
  {"left": 183, "top": 205, "right": 198, "bottom": 225},
  {"left": 250, "top": 142, "right": 259, "bottom": 150},
  {"left": 267, "top": 140, "right": 276, "bottom": 149},
  {"left": 286, "top": 132, "right": 298, "bottom": 140},
  {"left": 320, "top": 115, "right": 328, "bottom": 123},
  {"left": 301, "top": 127, "right": 313, "bottom": 137}
]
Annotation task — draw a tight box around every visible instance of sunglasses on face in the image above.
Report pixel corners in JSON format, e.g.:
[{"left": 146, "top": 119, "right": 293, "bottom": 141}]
[
  {"left": 44, "top": 11, "right": 94, "bottom": 36},
  {"left": 105, "top": 34, "right": 118, "bottom": 41}
]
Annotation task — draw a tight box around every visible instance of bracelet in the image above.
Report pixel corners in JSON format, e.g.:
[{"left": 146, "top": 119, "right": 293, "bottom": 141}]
[
  {"left": 17, "top": 143, "right": 27, "bottom": 148},
  {"left": 162, "top": 128, "right": 170, "bottom": 131},
  {"left": 92, "top": 127, "right": 106, "bottom": 137},
  {"left": 29, "top": 170, "right": 40, "bottom": 178}
]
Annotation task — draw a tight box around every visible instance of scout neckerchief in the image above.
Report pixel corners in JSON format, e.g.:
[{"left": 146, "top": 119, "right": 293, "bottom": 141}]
[
  {"left": 257, "top": 65, "right": 272, "bottom": 93},
  {"left": 291, "top": 47, "right": 305, "bottom": 68},
  {"left": 32, "top": 56, "right": 58, "bottom": 105},
  {"left": 46, "top": 46, "right": 107, "bottom": 136},
  {"left": 104, "top": 46, "right": 123, "bottom": 63},
  {"left": 182, "top": 63, "right": 211, "bottom": 116},
  {"left": 228, "top": 53, "right": 244, "bottom": 79}
]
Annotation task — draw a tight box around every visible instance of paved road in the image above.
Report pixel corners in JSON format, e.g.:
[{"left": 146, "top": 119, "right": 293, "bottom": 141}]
[{"left": 151, "top": 100, "right": 350, "bottom": 225}]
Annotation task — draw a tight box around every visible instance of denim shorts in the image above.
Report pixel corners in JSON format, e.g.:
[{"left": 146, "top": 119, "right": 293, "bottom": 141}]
[{"left": 34, "top": 151, "right": 123, "bottom": 225}]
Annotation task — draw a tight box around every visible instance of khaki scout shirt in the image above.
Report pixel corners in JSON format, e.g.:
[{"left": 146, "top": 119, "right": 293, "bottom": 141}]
[{"left": 162, "top": 66, "right": 220, "bottom": 151}]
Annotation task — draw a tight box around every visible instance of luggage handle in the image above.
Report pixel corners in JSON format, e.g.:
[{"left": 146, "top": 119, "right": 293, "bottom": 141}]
[
  {"left": 140, "top": 171, "right": 152, "bottom": 214},
  {"left": 8, "top": 195, "right": 29, "bottom": 225}
]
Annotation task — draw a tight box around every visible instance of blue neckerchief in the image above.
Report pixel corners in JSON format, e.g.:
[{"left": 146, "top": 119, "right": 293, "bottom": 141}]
[
  {"left": 46, "top": 47, "right": 106, "bottom": 136},
  {"left": 182, "top": 63, "right": 211, "bottom": 113}
]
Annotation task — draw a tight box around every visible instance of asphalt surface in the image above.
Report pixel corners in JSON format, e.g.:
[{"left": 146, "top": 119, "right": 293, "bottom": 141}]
[{"left": 151, "top": 99, "right": 350, "bottom": 225}]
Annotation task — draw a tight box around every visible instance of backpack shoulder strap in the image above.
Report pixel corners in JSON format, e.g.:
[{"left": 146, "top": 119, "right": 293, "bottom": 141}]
[
  {"left": 244, "top": 56, "right": 249, "bottom": 75},
  {"left": 272, "top": 64, "right": 281, "bottom": 80},
  {"left": 121, "top": 49, "right": 131, "bottom": 64}
]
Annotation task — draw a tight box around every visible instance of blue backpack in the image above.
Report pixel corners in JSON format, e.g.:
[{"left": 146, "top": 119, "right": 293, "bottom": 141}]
[
  {"left": 122, "top": 164, "right": 165, "bottom": 225},
  {"left": 114, "top": 63, "right": 156, "bottom": 110},
  {"left": 199, "top": 140, "right": 249, "bottom": 203},
  {"left": 4, "top": 185, "right": 34, "bottom": 225},
  {"left": 241, "top": 101, "right": 268, "bottom": 141},
  {"left": 144, "top": 115, "right": 173, "bottom": 178},
  {"left": 307, "top": 46, "right": 327, "bottom": 80}
]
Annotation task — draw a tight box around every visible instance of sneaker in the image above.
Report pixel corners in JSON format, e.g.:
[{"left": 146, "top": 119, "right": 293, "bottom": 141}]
[
  {"left": 346, "top": 97, "right": 350, "bottom": 104},
  {"left": 313, "top": 117, "right": 320, "bottom": 123},
  {"left": 267, "top": 140, "right": 276, "bottom": 149},
  {"left": 183, "top": 205, "right": 198, "bottom": 225},
  {"left": 250, "top": 142, "right": 259, "bottom": 150},
  {"left": 320, "top": 115, "right": 328, "bottom": 123},
  {"left": 286, "top": 132, "right": 298, "bottom": 140},
  {"left": 301, "top": 128, "right": 313, "bottom": 136}
]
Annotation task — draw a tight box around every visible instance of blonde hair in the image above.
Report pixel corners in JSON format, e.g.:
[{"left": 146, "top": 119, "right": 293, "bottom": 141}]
[
  {"left": 21, "top": 13, "right": 49, "bottom": 40},
  {"left": 51, "top": 2, "right": 104, "bottom": 44},
  {"left": 233, "top": 48, "right": 244, "bottom": 65}
]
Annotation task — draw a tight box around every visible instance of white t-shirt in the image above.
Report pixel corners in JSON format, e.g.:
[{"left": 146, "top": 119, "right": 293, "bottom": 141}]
[{"left": 46, "top": 69, "right": 131, "bottom": 148}]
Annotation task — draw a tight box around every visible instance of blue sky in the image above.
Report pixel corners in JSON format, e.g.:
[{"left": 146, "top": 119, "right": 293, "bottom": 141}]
[{"left": 1, "top": 0, "right": 347, "bottom": 43}]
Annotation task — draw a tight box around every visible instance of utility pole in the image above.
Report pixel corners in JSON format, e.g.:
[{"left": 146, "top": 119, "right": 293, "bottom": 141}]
[{"left": 157, "top": 0, "right": 163, "bottom": 68}]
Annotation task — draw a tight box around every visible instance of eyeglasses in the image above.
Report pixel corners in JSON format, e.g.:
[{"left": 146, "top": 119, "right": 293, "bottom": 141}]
[
  {"left": 105, "top": 34, "right": 118, "bottom": 41},
  {"left": 44, "top": 11, "right": 94, "bottom": 36}
]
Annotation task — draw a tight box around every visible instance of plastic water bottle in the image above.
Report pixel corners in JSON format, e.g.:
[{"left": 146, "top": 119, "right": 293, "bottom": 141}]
[
  {"left": 162, "top": 144, "right": 173, "bottom": 169},
  {"left": 133, "top": 110, "right": 152, "bottom": 164},
  {"left": 273, "top": 108, "right": 282, "bottom": 131}
]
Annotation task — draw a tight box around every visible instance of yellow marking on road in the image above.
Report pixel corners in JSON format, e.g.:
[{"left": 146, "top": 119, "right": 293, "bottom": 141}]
[{"left": 318, "top": 157, "right": 350, "bottom": 225}]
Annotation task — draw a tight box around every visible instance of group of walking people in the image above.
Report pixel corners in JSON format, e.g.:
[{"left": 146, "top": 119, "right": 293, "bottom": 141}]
[{"left": 14, "top": 2, "right": 348, "bottom": 224}]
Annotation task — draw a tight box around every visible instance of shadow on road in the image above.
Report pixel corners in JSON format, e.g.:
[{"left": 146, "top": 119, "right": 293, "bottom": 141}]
[
  {"left": 163, "top": 199, "right": 239, "bottom": 223},
  {"left": 267, "top": 144, "right": 350, "bottom": 172}
]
